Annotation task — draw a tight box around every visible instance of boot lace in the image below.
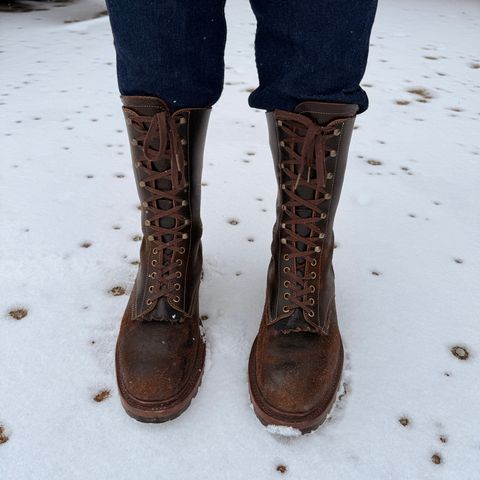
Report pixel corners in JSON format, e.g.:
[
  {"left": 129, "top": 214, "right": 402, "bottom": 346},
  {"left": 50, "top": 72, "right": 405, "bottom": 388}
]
[
  {"left": 275, "top": 111, "right": 341, "bottom": 318},
  {"left": 125, "top": 108, "right": 190, "bottom": 306}
]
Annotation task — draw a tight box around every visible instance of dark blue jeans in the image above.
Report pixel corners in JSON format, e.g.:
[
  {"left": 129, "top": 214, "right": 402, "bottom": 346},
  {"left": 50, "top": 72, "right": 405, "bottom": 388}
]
[{"left": 106, "top": 0, "right": 377, "bottom": 113}]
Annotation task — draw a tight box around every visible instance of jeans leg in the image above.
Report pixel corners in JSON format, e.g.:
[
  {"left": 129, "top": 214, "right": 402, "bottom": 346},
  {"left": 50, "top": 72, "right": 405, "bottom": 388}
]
[
  {"left": 248, "top": 0, "right": 378, "bottom": 113},
  {"left": 106, "top": 0, "right": 227, "bottom": 111}
]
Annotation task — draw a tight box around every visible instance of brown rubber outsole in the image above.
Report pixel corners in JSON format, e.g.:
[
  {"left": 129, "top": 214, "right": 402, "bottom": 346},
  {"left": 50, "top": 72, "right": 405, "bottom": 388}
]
[
  {"left": 248, "top": 338, "right": 344, "bottom": 434},
  {"left": 116, "top": 336, "right": 206, "bottom": 424}
]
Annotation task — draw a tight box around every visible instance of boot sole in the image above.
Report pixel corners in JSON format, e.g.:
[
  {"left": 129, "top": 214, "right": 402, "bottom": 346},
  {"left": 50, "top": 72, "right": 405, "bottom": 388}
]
[
  {"left": 248, "top": 338, "right": 344, "bottom": 435},
  {"left": 116, "top": 334, "right": 206, "bottom": 424}
]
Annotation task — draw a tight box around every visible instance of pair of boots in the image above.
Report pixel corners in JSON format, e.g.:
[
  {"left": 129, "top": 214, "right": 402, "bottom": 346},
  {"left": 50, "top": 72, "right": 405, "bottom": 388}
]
[{"left": 115, "top": 96, "right": 357, "bottom": 434}]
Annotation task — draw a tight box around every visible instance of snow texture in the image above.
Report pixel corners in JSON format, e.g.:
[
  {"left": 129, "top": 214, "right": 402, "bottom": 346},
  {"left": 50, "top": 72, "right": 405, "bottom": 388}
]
[{"left": 1, "top": 0, "right": 479, "bottom": 479}]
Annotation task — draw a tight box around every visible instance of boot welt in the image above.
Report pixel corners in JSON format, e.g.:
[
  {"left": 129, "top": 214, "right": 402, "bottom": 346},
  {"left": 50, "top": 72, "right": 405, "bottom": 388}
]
[{"left": 248, "top": 338, "right": 344, "bottom": 434}]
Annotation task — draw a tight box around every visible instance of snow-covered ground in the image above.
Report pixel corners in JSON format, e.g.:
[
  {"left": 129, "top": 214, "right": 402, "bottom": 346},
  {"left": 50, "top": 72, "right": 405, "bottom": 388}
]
[{"left": 1, "top": 0, "right": 479, "bottom": 478}]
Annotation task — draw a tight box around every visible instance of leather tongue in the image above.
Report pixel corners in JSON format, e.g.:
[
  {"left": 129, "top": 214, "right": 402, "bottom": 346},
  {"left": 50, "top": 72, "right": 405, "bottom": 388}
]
[
  {"left": 150, "top": 298, "right": 182, "bottom": 322},
  {"left": 294, "top": 101, "right": 358, "bottom": 126},
  {"left": 275, "top": 308, "right": 307, "bottom": 333}
]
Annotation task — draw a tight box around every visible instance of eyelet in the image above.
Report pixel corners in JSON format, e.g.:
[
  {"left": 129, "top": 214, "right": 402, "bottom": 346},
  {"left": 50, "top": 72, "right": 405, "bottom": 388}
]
[
  {"left": 150, "top": 272, "right": 157, "bottom": 279},
  {"left": 142, "top": 201, "right": 148, "bottom": 208},
  {"left": 326, "top": 173, "right": 334, "bottom": 180},
  {"left": 173, "top": 296, "right": 180, "bottom": 303},
  {"left": 179, "top": 247, "right": 186, "bottom": 254},
  {"left": 283, "top": 254, "right": 289, "bottom": 261},
  {"left": 130, "top": 138, "right": 138, "bottom": 146},
  {"left": 277, "top": 120, "right": 283, "bottom": 126},
  {"left": 311, "top": 259, "right": 317, "bottom": 267},
  {"left": 320, "top": 213, "right": 327, "bottom": 219},
  {"left": 176, "top": 271, "right": 182, "bottom": 278},
  {"left": 282, "top": 306, "right": 290, "bottom": 313},
  {"left": 174, "top": 283, "right": 181, "bottom": 290},
  {"left": 283, "top": 280, "right": 290, "bottom": 288},
  {"left": 144, "top": 220, "right": 150, "bottom": 227},
  {"left": 283, "top": 267, "right": 290, "bottom": 273},
  {"left": 314, "top": 246, "right": 321, "bottom": 253},
  {"left": 148, "top": 286, "right": 154, "bottom": 293},
  {"left": 309, "top": 298, "right": 315, "bottom": 305},
  {"left": 139, "top": 181, "right": 146, "bottom": 188},
  {"left": 151, "top": 260, "right": 157, "bottom": 266},
  {"left": 280, "top": 140, "right": 285, "bottom": 147},
  {"left": 134, "top": 161, "right": 141, "bottom": 168},
  {"left": 319, "top": 233, "right": 326, "bottom": 239},
  {"left": 152, "top": 248, "right": 158, "bottom": 254},
  {"left": 330, "top": 150, "right": 337, "bottom": 157},
  {"left": 182, "top": 233, "right": 189, "bottom": 239},
  {"left": 284, "top": 293, "right": 290, "bottom": 300},
  {"left": 310, "top": 272, "right": 317, "bottom": 279},
  {"left": 176, "top": 259, "right": 183, "bottom": 266},
  {"left": 281, "top": 238, "right": 287, "bottom": 245},
  {"left": 146, "top": 299, "right": 153, "bottom": 306},
  {"left": 309, "top": 285, "right": 315, "bottom": 293},
  {"left": 334, "top": 128, "right": 341, "bottom": 136},
  {"left": 180, "top": 138, "right": 187, "bottom": 146},
  {"left": 308, "top": 311, "right": 315, "bottom": 318},
  {"left": 324, "top": 193, "right": 332, "bottom": 200}
]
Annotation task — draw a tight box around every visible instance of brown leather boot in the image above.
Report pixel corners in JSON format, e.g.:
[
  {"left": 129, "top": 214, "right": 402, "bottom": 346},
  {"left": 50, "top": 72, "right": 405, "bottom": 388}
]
[
  {"left": 115, "top": 96, "right": 210, "bottom": 423},
  {"left": 248, "top": 102, "right": 358, "bottom": 433}
]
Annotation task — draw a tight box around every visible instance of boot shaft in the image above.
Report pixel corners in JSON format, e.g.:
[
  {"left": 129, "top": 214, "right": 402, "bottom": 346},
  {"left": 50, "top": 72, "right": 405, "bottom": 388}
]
[
  {"left": 265, "top": 102, "right": 357, "bottom": 333},
  {"left": 121, "top": 96, "right": 210, "bottom": 321}
]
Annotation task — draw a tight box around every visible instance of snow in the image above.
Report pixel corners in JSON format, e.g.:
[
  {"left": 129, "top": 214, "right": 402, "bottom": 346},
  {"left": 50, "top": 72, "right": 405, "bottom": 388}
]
[{"left": 1, "top": 0, "right": 479, "bottom": 478}]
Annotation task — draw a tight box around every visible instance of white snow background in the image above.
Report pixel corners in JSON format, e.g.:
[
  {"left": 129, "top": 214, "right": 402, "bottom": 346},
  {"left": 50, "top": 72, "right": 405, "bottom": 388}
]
[{"left": 0, "top": 0, "right": 479, "bottom": 478}]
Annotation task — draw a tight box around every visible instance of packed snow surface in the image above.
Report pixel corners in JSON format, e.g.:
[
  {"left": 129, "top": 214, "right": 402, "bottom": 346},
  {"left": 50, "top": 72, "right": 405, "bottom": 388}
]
[{"left": 0, "top": 0, "right": 479, "bottom": 479}]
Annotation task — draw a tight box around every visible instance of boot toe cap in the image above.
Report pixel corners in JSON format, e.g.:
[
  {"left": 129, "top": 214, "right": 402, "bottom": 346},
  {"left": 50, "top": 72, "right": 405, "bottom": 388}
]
[{"left": 116, "top": 320, "right": 202, "bottom": 405}]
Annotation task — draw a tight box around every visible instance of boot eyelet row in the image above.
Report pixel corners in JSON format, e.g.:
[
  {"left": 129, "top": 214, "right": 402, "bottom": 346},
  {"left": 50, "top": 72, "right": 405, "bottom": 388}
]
[{"left": 282, "top": 306, "right": 290, "bottom": 313}]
